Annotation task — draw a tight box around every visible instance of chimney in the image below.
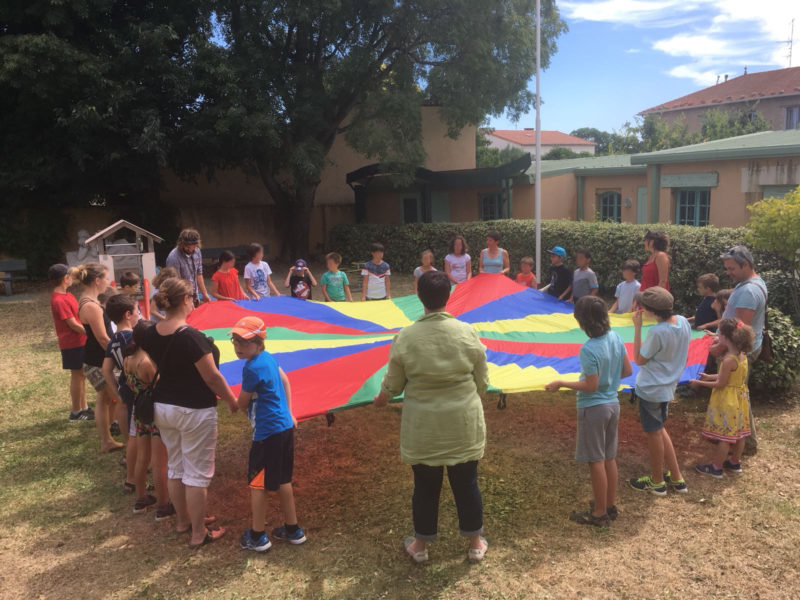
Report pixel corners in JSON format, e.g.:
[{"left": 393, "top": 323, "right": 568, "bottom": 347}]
[
  {"left": 744, "top": 66, "right": 748, "bottom": 75},
  {"left": 716, "top": 75, "right": 720, "bottom": 84},
  {"left": 724, "top": 74, "right": 728, "bottom": 82}
]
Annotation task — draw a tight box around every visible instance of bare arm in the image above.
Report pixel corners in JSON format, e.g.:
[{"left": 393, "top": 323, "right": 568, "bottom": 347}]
[
  {"left": 559, "top": 284, "right": 572, "bottom": 302},
  {"left": 101, "top": 357, "right": 121, "bottom": 401},
  {"left": 545, "top": 373, "right": 599, "bottom": 393},
  {"left": 361, "top": 274, "right": 368, "bottom": 301},
  {"left": 196, "top": 274, "right": 210, "bottom": 303},
  {"left": 413, "top": 275, "right": 419, "bottom": 294},
  {"left": 194, "top": 353, "right": 238, "bottom": 412},
  {"left": 465, "top": 258, "right": 472, "bottom": 280},
  {"left": 444, "top": 259, "right": 456, "bottom": 284},
  {"left": 267, "top": 276, "right": 280, "bottom": 297},
  {"left": 609, "top": 300, "right": 619, "bottom": 314},
  {"left": 211, "top": 279, "right": 232, "bottom": 301},
  {"left": 65, "top": 316, "right": 86, "bottom": 335},
  {"left": 385, "top": 275, "right": 391, "bottom": 299},
  {"left": 656, "top": 252, "right": 670, "bottom": 288},
  {"left": 305, "top": 268, "right": 318, "bottom": 287},
  {"left": 735, "top": 307, "right": 755, "bottom": 326},
  {"left": 501, "top": 249, "right": 510, "bottom": 275},
  {"left": 245, "top": 278, "right": 258, "bottom": 298},
  {"left": 478, "top": 250, "right": 485, "bottom": 274},
  {"left": 621, "top": 353, "right": 633, "bottom": 378},
  {"left": 283, "top": 270, "right": 292, "bottom": 288},
  {"left": 697, "top": 318, "right": 721, "bottom": 331},
  {"left": 589, "top": 288, "right": 599, "bottom": 296},
  {"left": 344, "top": 284, "right": 353, "bottom": 302},
  {"left": 82, "top": 302, "right": 110, "bottom": 348},
  {"left": 632, "top": 310, "right": 649, "bottom": 366},
  {"left": 279, "top": 367, "right": 297, "bottom": 427},
  {"left": 692, "top": 355, "right": 736, "bottom": 389},
  {"left": 236, "top": 388, "right": 253, "bottom": 411},
  {"left": 321, "top": 284, "right": 331, "bottom": 302}
]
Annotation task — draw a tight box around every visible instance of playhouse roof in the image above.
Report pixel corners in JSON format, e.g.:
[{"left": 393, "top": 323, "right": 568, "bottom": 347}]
[{"left": 85, "top": 220, "right": 164, "bottom": 246}]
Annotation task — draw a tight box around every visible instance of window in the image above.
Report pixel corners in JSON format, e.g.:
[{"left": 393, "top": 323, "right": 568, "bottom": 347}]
[
  {"left": 403, "top": 197, "right": 418, "bottom": 223},
  {"left": 598, "top": 191, "right": 621, "bottom": 222},
  {"left": 675, "top": 189, "right": 710, "bottom": 226},
  {"left": 480, "top": 193, "right": 502, "bottom": 220},
  {"left": 787, "top": 106, "right": 800, "bottom": 130}
]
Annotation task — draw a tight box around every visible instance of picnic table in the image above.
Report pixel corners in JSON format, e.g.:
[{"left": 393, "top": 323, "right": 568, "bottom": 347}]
[{"left": 0, "top": 259, "right": 28, "bottom": 295}]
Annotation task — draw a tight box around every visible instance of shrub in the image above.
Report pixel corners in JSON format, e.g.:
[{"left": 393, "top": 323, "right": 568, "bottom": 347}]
[
  {"left": 328, "top": 219, "right": 791, "bottom": 314},
  {"left": 750, "top": 307, "right": 800, "bottom": 396}
]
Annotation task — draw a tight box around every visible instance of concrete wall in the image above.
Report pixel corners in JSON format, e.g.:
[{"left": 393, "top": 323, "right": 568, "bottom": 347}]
[
  {"left": 655, "top": 94, "right": 800, "bottom": 133},
  {"left": 486, "top": 136, "right": 595, "bottom": 155}
]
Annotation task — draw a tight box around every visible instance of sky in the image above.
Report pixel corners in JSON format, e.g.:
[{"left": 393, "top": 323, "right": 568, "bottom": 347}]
[{"left": 489, "top": 0, "right": 800, "bottom": 134}]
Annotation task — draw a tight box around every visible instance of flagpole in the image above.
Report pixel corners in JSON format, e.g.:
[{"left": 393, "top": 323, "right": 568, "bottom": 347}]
[{"left": 535, "top": 0, "right": 542, "bottom": 284}]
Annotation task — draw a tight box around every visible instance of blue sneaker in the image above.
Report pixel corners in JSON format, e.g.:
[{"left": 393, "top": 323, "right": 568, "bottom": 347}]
[
  {"left": 695, "top": 463, "right": 724, "bottom": 479},
  {"left": 723, "top": 459, "right": 743, "bottom": 474},
  {"left": 271, "top": 525, "right": 307, "bottom": 545},
  {"left": 240, "top": 529, "right": 271, "bottom": 552}
]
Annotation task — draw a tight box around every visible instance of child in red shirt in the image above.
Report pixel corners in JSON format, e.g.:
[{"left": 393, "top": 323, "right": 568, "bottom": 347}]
[
  {"left": 516, "top": 256, "right": 538, "bottom": 289},
  {"left": 211, "top": 250, "right": 248, "bottom": 301},
  {"left": 49, "top": 264, "right": 91, "bottom": 421}
]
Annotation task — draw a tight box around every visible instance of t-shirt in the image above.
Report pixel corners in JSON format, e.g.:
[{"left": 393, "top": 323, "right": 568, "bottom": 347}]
[
  {"left": 577, "top": 331, "right": 627, "bottom": 408},
  {"left": 361, "top": 260, "right": 391, "bottom": 299},
  {"left": 516, "top": 272, "right": 536, "bottom": 288},
  {"left": 166, "top": 247, "right": 203, "bottom": 297},
  {"left": 694, "top": 296, "right": 717, "bottom": 328},
  {"left": 635, "top": 315, "right": 691, "bottom": 403},
  {"left": 51, "top": 291, "right": 86, "bottom": 350},
  {"left": 614, "top": 280, "right": 641, "bottom": 313},
  {"left": 211, "top": 268, "right": 246, "bottom": 300},
  {"left": 105, "top": 329, "right": 134, "bottom": 405},
  {"left": 723, "top": 277, "right": 767, "bottom": 351},
  {"left": 141, "top": 325, "right": 217, "bottom": 409},
  {"left": 548, "top": 264, "right": 572, "bottom": 298},
  {"left": 320, "top": 270, "right": 350, "bottom": 301},
  {"left": 572, "top": 268, "right": 599, "bottom": 300},
  {"left": 242, "top": 351, "right": 294, "bottom": 441},
  {"left": 413, "top": 266, "right": 438, "bottom": 279},
  {"left": 445, "top": 253, "right": 471, "bottom": 283},
  {"left": 289, "top": 273, "right": 313, "bottom": 300},
  {"left": 244, "top": 261, "right": 273, "bottom": 298}
]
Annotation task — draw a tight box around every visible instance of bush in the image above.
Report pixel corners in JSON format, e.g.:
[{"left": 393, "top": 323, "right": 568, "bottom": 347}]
[
  {"left": 750, "top": 307, "right": 800, "bottom": 396},
  {"left": 328, "top": 219, "right": 791, "bottom": 314}
]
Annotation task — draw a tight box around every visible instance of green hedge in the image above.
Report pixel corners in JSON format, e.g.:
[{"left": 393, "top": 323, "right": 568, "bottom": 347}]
[
  {"left": 750, "top": 308, "right": 800, "bottom": 396},
  {"left": 328, "top": 219, "right": 791, "bottom": 314}
]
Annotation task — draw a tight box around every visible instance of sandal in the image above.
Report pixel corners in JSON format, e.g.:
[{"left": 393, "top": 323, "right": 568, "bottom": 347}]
[
  {"left": 122, "top": 481, "right": 135, "bottom": 494},
  {"left": 569, "top": 509, "right": 610, "bottom": 528},
  {"left": 176, "top": 516, "right": 218, "bottom": 533},
  {"left": 403, "top": 537, "right": 428, "bottom": 564},
  {"left": 188, "top": 527, "right": 226, "bottom": 549},
  {"left": 468, "top": 537, "right": 488, "bottom": 563}
]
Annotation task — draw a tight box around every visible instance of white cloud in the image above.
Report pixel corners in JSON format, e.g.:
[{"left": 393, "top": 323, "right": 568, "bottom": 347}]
[
  {"left": 562, "top": 0, "right": 799, "bottom": 86},
  {"left": 625, "top": 48, "right": 641, "bottom": 53}
]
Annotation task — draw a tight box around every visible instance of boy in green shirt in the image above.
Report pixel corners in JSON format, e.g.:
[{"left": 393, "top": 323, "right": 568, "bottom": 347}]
[{"left": 320, "top": 252, "right": 353, "bottom": 302}]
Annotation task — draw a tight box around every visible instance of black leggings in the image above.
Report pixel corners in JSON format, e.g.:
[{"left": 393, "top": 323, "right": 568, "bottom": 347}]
[{"left": 411, "top": 460, "right": 483, "bottom": 541}]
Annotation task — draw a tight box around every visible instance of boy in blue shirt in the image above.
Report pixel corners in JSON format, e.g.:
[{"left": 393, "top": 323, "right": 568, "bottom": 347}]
[
  {"left": 546, "top": 296, "right": 632, "bottom": 527},
  {"left": 231, "top": 316, "right": 305, "bottom": 552},
  {"left": 629, "top": 287, "right": 691, "bottom": 496}
]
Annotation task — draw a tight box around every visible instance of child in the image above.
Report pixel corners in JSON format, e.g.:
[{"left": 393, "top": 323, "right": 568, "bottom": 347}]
[
  {"left": 361, "top": 242, "right": 391, "bottom": 301},
  {"left": 545, "top": 296, "right": 633, "bottom": 527},
  {"left": 571, "top": 249, "right": 599, "bottom": 303},
  {"left": 609, "top": 260, "right": 641, "bottom": 314},
  {"left": 150, "top": 267, "right": 179, "bottom": 321},
  {"left": 629, "top": 287, "right": 691, "bottom": 496},
  {"left": 284, "top": 259, "right": 317, "bottom": 300},
  {"left": 688, "top": 273, "right": 719, "bottom": 330},
  {"left": 695, "top": 288, "right": 734, "bottom": 378},
  {"left": 230, "top": 316, "right": 305, "bottom": 552},
  {"left": 49, "top": 264, "right": 91, "bottom": 421},
  {"left": 124, "top": 321, "right": 171, "bottom": 519},
  {"left": 690, "top": 318, "right": 754, "bottom": 478},
  {"left": 120, "top": 270, "right": 149, "bottom": 318},
  {"left": 444, "top": 235, "right": 471, "bottom": 284},
  {"left": 413, "top": 250, "right": 437, "bottom": 294},
  {"left": 101, "top": 294, "right": 140, "bottom": 495},
  {"left": 320, "top": 252, "right": 353, "bottom": 302},
  {"left": 211, "top": 250, "right": 248, "bottom": 301},
  {"left": 515, "top": 256, "right": 537, "bottom": 289},
  {"left": 546, "top": 246, "right": 572, "bottom": 301},
  {"left": 244, "top": 243, "right": 280, "bottom": 299}
]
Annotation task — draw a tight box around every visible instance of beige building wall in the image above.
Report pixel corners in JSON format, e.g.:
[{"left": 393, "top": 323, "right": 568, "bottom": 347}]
[
  {"left": 513, "top": 174, "right": 578, "bottom": 220},
  {"left": 655, "top": 94, "right": 800, "bottom": 133},
  {"left": 580, "top": 174, "right": 646, "bottom": 222}
]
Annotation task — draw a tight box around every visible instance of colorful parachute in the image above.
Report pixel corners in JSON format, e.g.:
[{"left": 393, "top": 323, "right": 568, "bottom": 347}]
[{"left": 188, "top": 274, "right": 712, "bottom": 420}]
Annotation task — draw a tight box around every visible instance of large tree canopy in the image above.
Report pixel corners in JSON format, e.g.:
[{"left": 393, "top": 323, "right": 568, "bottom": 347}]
[{"left": 179, "top": 0, "right": 567, "bottom": 255}]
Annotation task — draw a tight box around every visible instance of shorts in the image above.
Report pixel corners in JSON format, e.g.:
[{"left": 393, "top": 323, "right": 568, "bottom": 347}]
[
  {"left": 83, "top": 364, "right": 107, "bottom": 391},
  {"left": 61, "top": 347, "right": 85, "bottom": 371},
  {"left": 639, "top": 398, "right": 670, "bottom": 432},
  {"left": 135, "top": 416, "right": 161, "bottom": 438},
  {"left": 154, "top": 404, "right": 218, "bottom": 488},
  {"left": 248, "top": 428, "right": 294, "bottom": 491},
  {"left": 576, "top": 403, "right": 620, "bottom": 462}
]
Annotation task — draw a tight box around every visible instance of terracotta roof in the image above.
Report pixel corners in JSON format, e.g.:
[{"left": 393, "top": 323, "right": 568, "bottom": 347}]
[
  {"left": 640, "top": 66, "right": 800, "bottom": 114},
  {"left": 488, "top": 129, "right": 595, "bottom": 146}
]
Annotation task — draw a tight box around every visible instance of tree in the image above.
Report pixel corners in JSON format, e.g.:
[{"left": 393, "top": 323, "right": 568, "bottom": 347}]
[
  {"left": 180, "top": 0, "right": 567, "bottom": 256},
  {"left": 541, "top": 147, "right": 592, "bottom": 160},
  {"left": 570, "top": 128, "right": 613, "bottom": 155},
  {"left": 476, "top": 128, "right": 527, "bottom": 167},
  {"left": 700, "top": 107, "right": 771, "bottom": 140}
]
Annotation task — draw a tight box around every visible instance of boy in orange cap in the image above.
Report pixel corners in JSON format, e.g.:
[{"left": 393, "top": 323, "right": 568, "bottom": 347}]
[{"left": 230, "top": 316, "right": 304, "bottom": 552}]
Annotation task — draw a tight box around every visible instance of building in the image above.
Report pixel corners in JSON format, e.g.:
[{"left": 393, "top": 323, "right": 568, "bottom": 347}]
[
  {"left": 484, "top": 129, "right": 596, "bottom": 155},
  {"left": 640, "top": 66, "right": 800, "bottom": 133}
]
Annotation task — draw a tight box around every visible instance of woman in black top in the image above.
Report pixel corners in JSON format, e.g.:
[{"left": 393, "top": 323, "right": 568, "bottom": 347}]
[
  {"left": 142, "top": 277, "right": 238, "bottom": 548},
  {"left": 75, "top": 262, "right": 122, "bottom": 453}
]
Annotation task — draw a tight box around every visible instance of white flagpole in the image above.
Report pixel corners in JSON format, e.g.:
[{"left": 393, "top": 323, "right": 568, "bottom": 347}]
[{"left": 535, "top": 0, "right": 542, "bottom": 283}]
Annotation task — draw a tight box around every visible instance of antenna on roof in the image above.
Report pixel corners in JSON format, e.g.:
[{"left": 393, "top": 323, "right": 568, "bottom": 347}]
[
  {"left": 716, "top": 75, "right": 720, "bottom": 85},
  {"left": 789, "top": 18, "right": 795, "bottom": 67}
]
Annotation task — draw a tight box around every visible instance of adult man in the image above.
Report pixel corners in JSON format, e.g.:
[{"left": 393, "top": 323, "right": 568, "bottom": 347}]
[
  {"left": 714, "top": 245, "right": 767, "bottom": 452},
  {"left": 165, "top": 228, "right": 210, "bottom": 306}
]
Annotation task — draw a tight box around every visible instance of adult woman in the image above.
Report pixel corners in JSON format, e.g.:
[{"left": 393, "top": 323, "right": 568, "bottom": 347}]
[
  {"left": 444, "top": 235, "right": 471, "bottom": 284},
  {"left": 75, "top": 262, "right": 122, "bottom": 453},
  {"left": 478, "top": 230, "right": 510, "bottom": 275},
  {"left": 142, "top": 277, "right": 238, "bottom": 548},
  {"left": 641, "top": 230, "right": 670, "bottom": 291},
  {"left": 165, "top": 229, "right": 210, "bottom": 306},
  {"left": 374, "top": 271, "right": 489, "bottom": 563}
]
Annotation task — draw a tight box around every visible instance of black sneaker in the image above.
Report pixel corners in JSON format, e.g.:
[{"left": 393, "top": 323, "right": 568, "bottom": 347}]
[
  {"left": 663, "top": 471, "right": 688, "bottom": 493},
  {"left": 109, "top": 421, "right": 121, "bottom": 436},
  {"left": 695, "top": 463, "right": 724, "bottom": 479},
  {"left": 589, "top": 500, "right": 618, "bottom": 521},
  {"left": 628, "top": 475, "right": 667, "bottom": 496},
  {"left": 133, "top": 494, "right": 157, "bottom": 514},
  {"left": 155, "top": 502, "right": 176, "bottom": 521},
  {"left": 69, "top": 411, "right": 90, "bottom": 422},
  {"left": 569, "top": 509, "right": 610, "bottom": 528},
  {"left": 723, "top": 459, "right": 743, "bottom": 474},
  {"left": 82, "top": 407, "right": 95, "bottom": 419}
]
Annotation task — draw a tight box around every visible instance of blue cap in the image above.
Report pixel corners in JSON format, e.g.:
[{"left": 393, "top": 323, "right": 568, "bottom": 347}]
[
  {"left": 547, "top": 246, "right": 566, "bottom": 258},
  {"left": 294, "top": 259, "right": 307, "bottom": 270}
]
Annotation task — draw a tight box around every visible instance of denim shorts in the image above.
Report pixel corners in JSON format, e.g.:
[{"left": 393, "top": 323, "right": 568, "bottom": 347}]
[{"left": 638, "top": 398, "right": 669, "bottom": 432}]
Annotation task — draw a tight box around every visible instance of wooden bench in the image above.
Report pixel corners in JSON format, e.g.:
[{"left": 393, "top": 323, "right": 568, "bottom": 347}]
[{"left": 0, "top": 259, "right": 28, "bottom": 295}]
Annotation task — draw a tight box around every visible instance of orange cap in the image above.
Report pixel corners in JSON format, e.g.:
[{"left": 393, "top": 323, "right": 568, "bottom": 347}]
[{"left": 229, "top": 316, "right": 267, "bottom": 340}]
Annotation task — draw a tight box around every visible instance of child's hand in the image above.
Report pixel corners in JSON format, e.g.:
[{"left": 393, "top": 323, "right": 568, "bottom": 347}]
[
  {"left": 292, "top": 415, "right": 298, "bottom": 428},
  {"left": 544, "top": 380, "right": 562, "bottom": 392},
  {"left": 631, "top": 309, "right": 643, "bottom": 328},
  {"left": 226, "top": 399, "right": 238, "bottom": 414},
  {"left": 373, "top": 392, "right": 390, "bottom": 407}
]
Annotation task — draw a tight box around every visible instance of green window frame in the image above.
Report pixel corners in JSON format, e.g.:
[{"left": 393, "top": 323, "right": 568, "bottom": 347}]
[
  {"left": 479, "top": 193, "right": 502, "bottom": 221},
  {"left": 598, "top": 191, "right": 621, "bottom": 222},
  {"left": 675, "top": 189, "right": 710, "bottom": 226}
]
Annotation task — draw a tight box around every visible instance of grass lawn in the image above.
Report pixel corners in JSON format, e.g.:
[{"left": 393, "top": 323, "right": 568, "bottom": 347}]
[{"left": 2, "top": 278, "right": 800, "bottom": 599}]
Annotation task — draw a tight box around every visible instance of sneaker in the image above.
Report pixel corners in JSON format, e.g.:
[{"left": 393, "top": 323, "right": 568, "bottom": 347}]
[
  {"left": 663, "top": 471, "right": 688, "bottom": 493},
  {"left": 109, "top": 421, "right": 121, "bottom": 436},
  {"left": 569, "top": 509, "right": 610, "bottom": 528},
  {"left": 589, "top": 500, "right": 618, "bottom": 520},
  {"left": 133, "top": 494, "right": 157, "bottom": 514},
  {"left": 155, "top": 502, "right": 176, "bottom": 521},
  {"left": 628, "top": 475, "right": 667, "bottom": 496},
  {"left": 240, "top": 529, "right": 271, "bottom": 552},
  {"left": 695, "top": 463, "right": 724, "bottom": 479},
  {"left": 69, "top": 411, "right": 90, "bottom": 422},
  {"left": 271, "top": 525, "right": 307, "bottom": 545},
  {"left": 723, "top": 459, "right": 743, "bottom": 474},
  {"left": 81, "top": 407, "right": 96, "bottom": 420}
]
